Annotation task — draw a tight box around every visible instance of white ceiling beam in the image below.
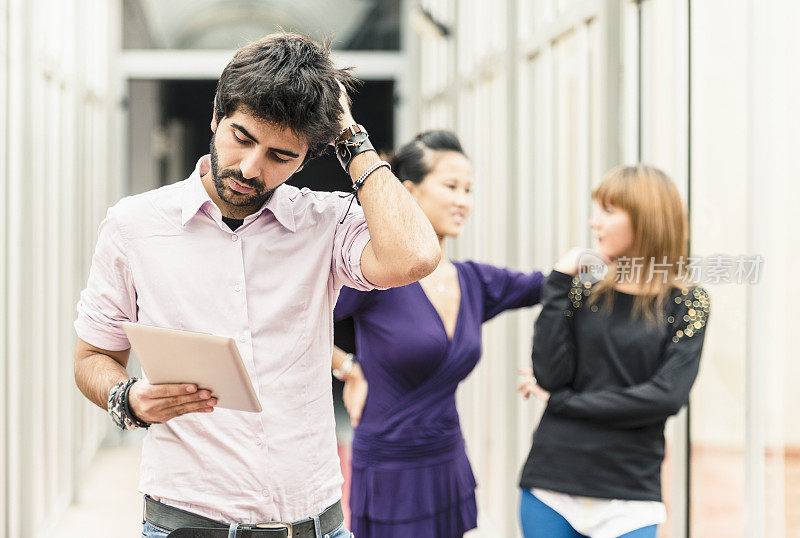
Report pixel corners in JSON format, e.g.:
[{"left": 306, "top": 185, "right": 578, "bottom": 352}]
[{"left": 119, "top": 50, "right": 406, "bottom": 80}]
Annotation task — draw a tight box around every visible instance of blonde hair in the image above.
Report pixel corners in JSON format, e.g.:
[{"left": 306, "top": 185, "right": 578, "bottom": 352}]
[{"left": 588, "top": 165, "right": 689, "bottom": 320}]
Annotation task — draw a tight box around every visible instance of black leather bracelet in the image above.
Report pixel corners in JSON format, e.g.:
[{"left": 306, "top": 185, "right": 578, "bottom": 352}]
[
  {"left": 122, "top": 378, "right": 150, "bottom": 429},
  {"left": 335, "top": 124, "right": 376, "bottom": 173}
]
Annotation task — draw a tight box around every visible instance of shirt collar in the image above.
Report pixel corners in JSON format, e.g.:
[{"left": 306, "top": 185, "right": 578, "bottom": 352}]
[
  {"left": 181, "top": 155, "right": 296, "bottom": 233},
  {"left": 263, "top": 184, "right": 297, "bottom": 233},
  {"left": 181, "top": 156, "right": 213, "bottom": 227}
]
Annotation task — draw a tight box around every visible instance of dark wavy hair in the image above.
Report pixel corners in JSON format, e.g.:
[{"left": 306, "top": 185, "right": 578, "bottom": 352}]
[
  {"left": 214, "top": 32, "right": 358, "bottom": 160},
  {"left": 389, "top": 130, "right": 466, "bottom": 184}
]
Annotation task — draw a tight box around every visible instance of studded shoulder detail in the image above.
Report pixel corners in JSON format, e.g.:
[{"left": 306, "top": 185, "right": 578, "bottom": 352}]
[
  {"left": 565, "top": 276, "right": 593, "bottom": 317},
  {"left": 669, "top": 287, "right": 710, "bottom": 343}
]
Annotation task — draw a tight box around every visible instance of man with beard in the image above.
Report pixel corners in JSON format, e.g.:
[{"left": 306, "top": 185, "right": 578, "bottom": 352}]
[{"left": 73, "top": 33, "right": 440, "bottom": 538}]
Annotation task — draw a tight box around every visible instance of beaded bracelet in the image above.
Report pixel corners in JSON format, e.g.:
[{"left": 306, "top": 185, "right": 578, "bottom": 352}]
[
  {"left": 353, "top": 160, "right": 390, "bottom": 195},
  {"left": 338, "top": 161, "right": 392, "bottom": 224}
]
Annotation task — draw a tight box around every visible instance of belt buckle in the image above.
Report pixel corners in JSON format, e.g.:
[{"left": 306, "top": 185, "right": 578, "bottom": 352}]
[{"left": 254, "top": 521, "right": 293, "bottom": 537}]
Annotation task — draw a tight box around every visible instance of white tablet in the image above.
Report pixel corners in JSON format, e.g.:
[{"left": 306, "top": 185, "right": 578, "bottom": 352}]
[{"left": 121, "top": 323, "right": 262, "bottom": 413}]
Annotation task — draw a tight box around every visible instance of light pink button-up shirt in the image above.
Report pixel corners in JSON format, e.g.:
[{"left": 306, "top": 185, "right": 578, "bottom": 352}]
[{"left": 75, "top": 155, "right": 376, "bottom": 523}]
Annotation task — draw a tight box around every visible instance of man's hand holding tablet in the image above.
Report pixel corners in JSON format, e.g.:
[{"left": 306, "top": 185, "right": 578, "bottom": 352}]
[
  {"left": 128, "top": 380, "right": 217, "bottom": 424},
  {"left": 122, "top": 323, "right": 263, "bottom": 420}
]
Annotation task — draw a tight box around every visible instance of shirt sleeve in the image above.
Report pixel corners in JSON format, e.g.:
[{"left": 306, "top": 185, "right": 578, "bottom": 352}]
[
  {"left": 74, "top": 207, "right": 138, "bottom": 351},
  {"left": 463, "top": 261, "right": 545, "bottom": 322},
  {"left": 546, "top": 287, "right": 710, "bottom": 429},
  {"left": 530, "top": 270, "right": 580, "bottom": 391},
  {"left": 330, "top": 199, "right": 384, "bottom": 292},
  {"left": 334, "top": 286, "right": 373, "bottom": 321}
]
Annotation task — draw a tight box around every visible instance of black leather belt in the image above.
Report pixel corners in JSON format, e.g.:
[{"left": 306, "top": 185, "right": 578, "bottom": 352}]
[{"left": 143, "top": 495, "right": 344, "bottom": 538}]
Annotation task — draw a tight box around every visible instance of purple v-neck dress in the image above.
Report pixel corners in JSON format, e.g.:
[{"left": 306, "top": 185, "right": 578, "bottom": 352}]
[{"left": 334, "top": 260, "right": 545, "bottom": 538}]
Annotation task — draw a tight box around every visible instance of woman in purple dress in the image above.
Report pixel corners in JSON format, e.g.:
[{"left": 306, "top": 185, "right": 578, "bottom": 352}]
[{"left": 331, "top": 130, "right": 545, "bottom": 537}]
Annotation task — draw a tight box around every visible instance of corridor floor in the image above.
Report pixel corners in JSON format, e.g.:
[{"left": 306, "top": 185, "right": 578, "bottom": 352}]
[{"left": 52, "top": 444, "right": 144, "bottom": 537}]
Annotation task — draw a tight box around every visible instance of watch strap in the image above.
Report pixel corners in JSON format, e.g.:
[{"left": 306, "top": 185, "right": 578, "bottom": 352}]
[{"left": 335, "top": 124, "right": 367, "bottom": 145}]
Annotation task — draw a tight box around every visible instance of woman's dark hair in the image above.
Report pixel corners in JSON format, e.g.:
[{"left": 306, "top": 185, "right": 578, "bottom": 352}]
[
  {"left": 215, "top": 32, "right": 358, "bottom": 160},
  {"left": 389, "top": 130, "right": 466, "bottom": 184}
]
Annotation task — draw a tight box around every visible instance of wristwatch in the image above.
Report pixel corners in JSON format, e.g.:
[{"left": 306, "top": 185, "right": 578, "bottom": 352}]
[
  {"left": 332, "top": 353, "right": 356, "bottom": 381},
  {"left": 335, "top": 124, "right": 376, "bottom": 173}
]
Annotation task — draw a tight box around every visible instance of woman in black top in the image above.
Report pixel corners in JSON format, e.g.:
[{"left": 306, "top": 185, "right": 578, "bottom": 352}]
[{"left": 517, "top": 165, "right": 709, "bottom": 538}]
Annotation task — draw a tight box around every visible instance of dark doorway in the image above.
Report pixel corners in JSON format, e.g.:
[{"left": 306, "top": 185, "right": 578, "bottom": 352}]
[{"left": 135, "top": 78, "right": 395, "bottom": 192}]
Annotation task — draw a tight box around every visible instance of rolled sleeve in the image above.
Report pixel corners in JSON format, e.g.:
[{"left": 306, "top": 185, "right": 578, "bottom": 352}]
[
  {"left": 331, "top": 202, "right": 383, "bottom": 291},
  {"left": 74, "top": 208, "right": 138, "bottom": 351}
]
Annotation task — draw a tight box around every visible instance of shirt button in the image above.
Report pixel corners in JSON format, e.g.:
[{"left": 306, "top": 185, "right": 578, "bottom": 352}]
[
  {"left": 231, "top": 234, "right": 239, "bottom": 242},
  {"left": 255, "top": 438, "right": 262, "bottom": 446},
  {"left": 239, "top": 335, "right": 246, "bottom": 343},
  {"left": 261, "top": 489, "right": 270, "bottom": 497},
  {"left": 234, "top": 284, "right": 241, "bottom": 292}
]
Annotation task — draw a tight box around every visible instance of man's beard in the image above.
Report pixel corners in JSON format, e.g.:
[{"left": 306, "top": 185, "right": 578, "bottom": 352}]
[{"left": 209, "top": 134, "right": 276, "bottom": 207}]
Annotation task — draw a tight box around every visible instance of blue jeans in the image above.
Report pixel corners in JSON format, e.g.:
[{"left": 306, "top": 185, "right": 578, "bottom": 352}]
[
  {"left": 142, "top": 520, "right": 353, "bottom": 538},
  {"left": 519, "top": 488, "right": 658, "bottom": 538}
]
